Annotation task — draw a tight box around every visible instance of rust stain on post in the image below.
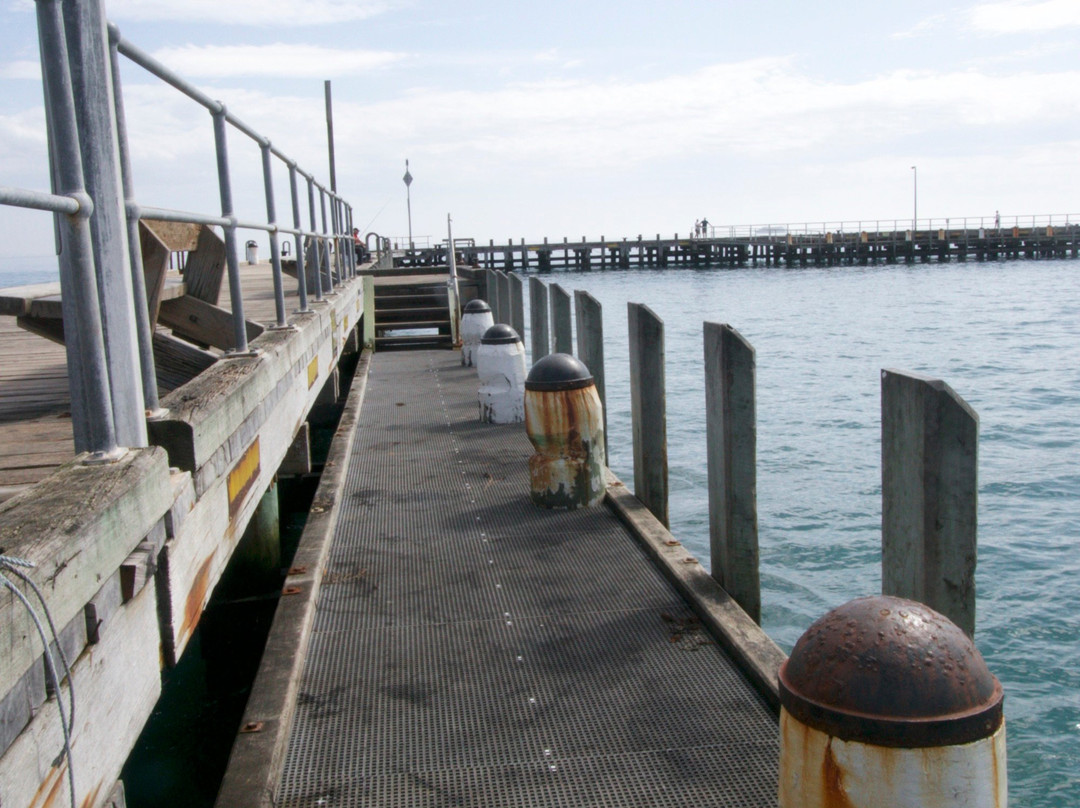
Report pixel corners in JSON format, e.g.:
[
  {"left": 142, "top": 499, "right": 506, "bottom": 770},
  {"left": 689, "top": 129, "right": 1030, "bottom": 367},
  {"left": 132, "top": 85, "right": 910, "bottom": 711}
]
[
  {"left": 228, "top": 437, "right": 261, "bottom": 518},
  {"left": 822, "top": 739, "right": 855, "bottom": 808},
  {"left": 180, "top": 554, "right": 215, "bottom": 644}
]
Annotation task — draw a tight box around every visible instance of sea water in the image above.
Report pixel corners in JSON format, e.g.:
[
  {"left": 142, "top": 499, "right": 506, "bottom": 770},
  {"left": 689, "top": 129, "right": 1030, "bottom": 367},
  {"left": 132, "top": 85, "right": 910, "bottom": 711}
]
[{"left": 529, "top": 259, "right": 1079, "bottom": 807}]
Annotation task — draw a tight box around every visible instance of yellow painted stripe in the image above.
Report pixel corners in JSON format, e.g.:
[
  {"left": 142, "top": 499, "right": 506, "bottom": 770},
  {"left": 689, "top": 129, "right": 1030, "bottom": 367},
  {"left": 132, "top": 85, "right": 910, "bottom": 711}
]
[
  {"left": 227, "top": 437, "right": 261, "bottom": 517},
  {"left": 307, "top": 355, "right": 319, "bottom": 389}
]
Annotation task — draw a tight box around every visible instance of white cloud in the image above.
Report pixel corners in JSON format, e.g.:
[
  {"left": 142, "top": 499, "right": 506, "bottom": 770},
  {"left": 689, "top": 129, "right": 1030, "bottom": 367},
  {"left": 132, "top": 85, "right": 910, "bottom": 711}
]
[
  {"left": 0, "top": 60, "right": 39, "bottom": 80},
  {"left": 968, "top": 0, "right": 1080, "bottom": 33},
  {"left": 150, "top": 44, "right": 406, "bottom": 79},
  {"left": 106, "top": 0, "right": 391, "bottom": 26}
]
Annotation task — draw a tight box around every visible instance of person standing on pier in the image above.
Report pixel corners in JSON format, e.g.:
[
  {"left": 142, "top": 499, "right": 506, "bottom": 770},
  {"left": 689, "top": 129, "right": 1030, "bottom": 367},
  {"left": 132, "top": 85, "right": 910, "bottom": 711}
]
[
  {"left": 701, "top": 217, "right": 709, "bottom": 237},
  {"left": 693, "top": 219, "right": 700, "bottom": 239}
]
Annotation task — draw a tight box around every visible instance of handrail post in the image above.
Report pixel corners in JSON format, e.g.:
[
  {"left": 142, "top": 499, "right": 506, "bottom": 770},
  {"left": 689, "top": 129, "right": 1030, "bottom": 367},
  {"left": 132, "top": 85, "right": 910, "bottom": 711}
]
[
  {"left": 318, "top": 185, "right": 334, "bottom": 293},
  {"left": 63, "top": 0, "right": 147, "bottom": 445},
  {"left": 211, "top": 106, "right": 251, "bottom": 353},
  {"left": 881, "top": 369, "right": 979, "bottom": 637},
  {"left": 704, "top": 322, "right": 759, "bottom": 623},
  {"left": 288, "top": 163, "right": 310, "bottom": 312},
  {"left": 627, "top": 302, "right": 668, "bottom": 526},
  {"left": 306, "top": 175, "right": 323, "bottom": 301},
  {"left": 260, "top": 141, "right": 287, "bottom": 328},
  {"left": 36, "top": 0, "right": 119, "bottom": 459},
  {"left": 107, "top": 21, "right": 162, "bottom": 418}
]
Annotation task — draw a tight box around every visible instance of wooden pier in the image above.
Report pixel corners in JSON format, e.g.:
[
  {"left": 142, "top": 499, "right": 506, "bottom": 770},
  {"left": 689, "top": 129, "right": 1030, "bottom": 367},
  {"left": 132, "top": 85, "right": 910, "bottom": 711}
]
[
  {"left": 0, "top": 225, "right": 367, "bottom": 808},
  {"left": 452, "top": 225, "right": 1080, "bottom": 272}
]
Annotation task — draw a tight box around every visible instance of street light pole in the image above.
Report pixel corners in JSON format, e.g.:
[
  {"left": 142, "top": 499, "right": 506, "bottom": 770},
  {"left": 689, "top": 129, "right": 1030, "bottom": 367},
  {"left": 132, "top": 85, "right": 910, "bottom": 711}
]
[
  {"left": 911, "top": 165, "right": 917, "bottom": 232},
  {"left": 403, "top": 159, "right": 414, "bottom": 251}
]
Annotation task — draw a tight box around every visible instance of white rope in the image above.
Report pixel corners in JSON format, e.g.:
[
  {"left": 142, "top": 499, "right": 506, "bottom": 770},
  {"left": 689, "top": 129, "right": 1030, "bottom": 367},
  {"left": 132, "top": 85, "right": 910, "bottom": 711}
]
[{"left": 1, "top": 554, "right": 77, "bottom": 808}]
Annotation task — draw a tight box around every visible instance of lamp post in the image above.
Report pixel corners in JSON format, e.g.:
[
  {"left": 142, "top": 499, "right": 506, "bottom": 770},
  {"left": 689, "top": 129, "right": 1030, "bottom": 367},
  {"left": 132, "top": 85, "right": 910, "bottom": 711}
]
[
  {"left": 911, "top": 165, "right": 917, "bottom": 232},
  {"left": 403, "top": 159, "right": 414, "bottom": 251}
]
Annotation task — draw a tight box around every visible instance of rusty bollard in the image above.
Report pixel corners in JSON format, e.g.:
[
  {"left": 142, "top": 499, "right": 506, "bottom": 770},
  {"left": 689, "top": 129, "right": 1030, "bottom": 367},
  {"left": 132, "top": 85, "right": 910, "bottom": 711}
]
[
  {"left": 524, "top": 353, "right": 606, "bottom": 509},
  {"left": 461, "top": 298, "right": 493, "bottom": 367},
  {"left": 476, "top": 324, "right": 526, "bottom": 424},
  {"left": 778, "top": 595, "right": 1006, "bottom": 808}
]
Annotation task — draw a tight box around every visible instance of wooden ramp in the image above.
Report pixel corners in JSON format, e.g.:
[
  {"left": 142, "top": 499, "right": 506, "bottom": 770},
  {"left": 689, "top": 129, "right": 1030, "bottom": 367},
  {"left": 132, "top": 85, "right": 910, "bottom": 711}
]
[{"left": 220, "top": 350, "right": 781, "bottom": 807}]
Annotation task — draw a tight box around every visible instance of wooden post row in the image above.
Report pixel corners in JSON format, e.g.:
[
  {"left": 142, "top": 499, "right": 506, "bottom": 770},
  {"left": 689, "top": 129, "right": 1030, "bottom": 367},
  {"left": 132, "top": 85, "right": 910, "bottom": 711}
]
[
  {"left": 575, "top": 290, "right": 607, "bottom": 463},
  {"left": 704, "top": 322, "right": 760, "bottom": 623},
  {"left": 529, "top": 277, "right": 550, "bottom": 363},
  {"left": 881, "top": 369, "right": 978, "bottom": 637},
  {"left": 627, "top": 302, "right": 668, "bottom": 527},
  {"left": 550, "top": 283, "right": 573, "bottom": 354},
  {"left": 509, "top": 273, "right": 525, "bottom": 340}
]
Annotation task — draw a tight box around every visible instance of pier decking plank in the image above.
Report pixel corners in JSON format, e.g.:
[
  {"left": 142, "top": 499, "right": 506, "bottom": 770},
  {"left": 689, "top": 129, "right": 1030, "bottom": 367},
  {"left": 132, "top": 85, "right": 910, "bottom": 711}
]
[{"left": 274, "top": 351, "right": 778, "bottom": 807}]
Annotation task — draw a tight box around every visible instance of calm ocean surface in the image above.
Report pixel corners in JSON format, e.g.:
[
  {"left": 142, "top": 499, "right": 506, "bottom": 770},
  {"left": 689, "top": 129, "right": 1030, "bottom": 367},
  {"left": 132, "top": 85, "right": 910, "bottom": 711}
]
[
  {"left": 2, "top": 256, "right": 1076, "bottom": 804},
  {"left": 529, "top": 259, "right": 1078, "bottom": 807}
]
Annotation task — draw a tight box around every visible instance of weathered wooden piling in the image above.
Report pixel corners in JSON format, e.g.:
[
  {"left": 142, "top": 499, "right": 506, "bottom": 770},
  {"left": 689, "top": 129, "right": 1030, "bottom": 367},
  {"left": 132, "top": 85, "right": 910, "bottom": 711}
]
[
  {"left": 881, "top": 369, "right": 978, "bottom": 637},
  {"left": 704, "top": 322, "right": 760, "bottom": 623},
  {"left": 509, "top": 272, "right": 525, "bottom": 339},
  {"left": 529, "top": 277, "right": 549, "bottom": 362},
  {"left": 549, "top": 283, "right": 573, "bottom": 354},
  {"left": 627, "top": 303, "right": 668, "bottom": 527},
  {"left": 574, "top": 290, "right": 606, "bottom": 462}
]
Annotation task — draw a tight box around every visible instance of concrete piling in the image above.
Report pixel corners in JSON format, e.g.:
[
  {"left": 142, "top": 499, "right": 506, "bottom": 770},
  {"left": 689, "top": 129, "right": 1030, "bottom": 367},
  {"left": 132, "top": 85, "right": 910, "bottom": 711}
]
[
  {"left": 778, "top": 595, "right": 1006, "bottom": 808},
  {"left": 627, "top": 302, "right": 668, "bottom": 527},
  {"left": 704, "top": 322, "right": 760, "bottom": 623},
  {"left": 881, "top": 369, "right": 978, "bottom": 636},
  {"left": 524, "top": 353, "right": 606, "bottom": 509}
]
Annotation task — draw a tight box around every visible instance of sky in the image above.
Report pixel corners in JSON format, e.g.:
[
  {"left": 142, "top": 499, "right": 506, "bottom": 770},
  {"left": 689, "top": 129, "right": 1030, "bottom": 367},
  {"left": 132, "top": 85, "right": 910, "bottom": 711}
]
[{"left": 1, "top": 0, "right": 1079, "bottom": 258}]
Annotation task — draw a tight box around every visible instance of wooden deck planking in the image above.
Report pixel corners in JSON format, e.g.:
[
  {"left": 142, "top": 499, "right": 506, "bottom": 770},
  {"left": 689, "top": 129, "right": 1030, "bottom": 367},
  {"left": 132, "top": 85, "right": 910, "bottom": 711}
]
[{"left": 0, "top": 260, "right": 320, "bottom": 489}]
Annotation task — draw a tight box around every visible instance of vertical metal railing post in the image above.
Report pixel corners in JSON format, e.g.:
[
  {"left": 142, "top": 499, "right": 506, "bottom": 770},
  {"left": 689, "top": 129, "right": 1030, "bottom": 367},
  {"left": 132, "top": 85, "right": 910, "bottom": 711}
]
[
  {"left": 288, "top": 163, "right": 310, "bottom": 313},
  {"left": 36, "top": 0, "right": 119, "bottom": 460},
  {"left": 63, "top": 0, "right": 147, "bottom": 447},
  {"left": 319, "top": 185, "right": 335, "bottom": 293},
  {"left": 328, "top": 191, "right": 340, "bottom": 284},
  {"left": 306, "top": 175, "right": 324, "bottom": 301},
  {"left": 304, "top": 174, "right": 324, "bottom": 302},
  {"left": 107, "top": 22, "right": 162, "bottom": 417},
  {"left": 260, "top": 141, "right": 287, "bottom": 328},
  {"left": 211, "top": 106, "right": 251, "bottom": 353},
  {"left": 347, "top": 205, "right": 358, "bottom": 276}
]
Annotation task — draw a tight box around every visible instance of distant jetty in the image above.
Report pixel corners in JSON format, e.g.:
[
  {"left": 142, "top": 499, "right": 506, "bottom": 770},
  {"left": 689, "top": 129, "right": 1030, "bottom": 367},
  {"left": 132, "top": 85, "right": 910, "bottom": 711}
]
[{"left": 399, "top": 217, "right": 1079, "bottom": 270}]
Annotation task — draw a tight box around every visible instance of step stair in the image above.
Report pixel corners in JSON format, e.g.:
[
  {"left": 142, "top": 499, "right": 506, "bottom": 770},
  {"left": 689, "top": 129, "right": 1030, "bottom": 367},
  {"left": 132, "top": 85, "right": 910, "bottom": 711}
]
[{"left": 373, "top": 278, "right": 453, "bottom": 351}]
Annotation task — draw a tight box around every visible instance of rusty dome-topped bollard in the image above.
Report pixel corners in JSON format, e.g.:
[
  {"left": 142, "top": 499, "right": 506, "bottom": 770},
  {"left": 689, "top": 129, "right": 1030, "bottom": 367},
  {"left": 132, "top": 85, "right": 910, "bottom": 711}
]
[
  {"left": 524, "top": 353, "right": 606, "bottom": 509},
  {"left": 476, "top": 324, "right": 526, "bottom": 424},
  {"left": 778, "top": 595, "right": 1006, "bottom": 808},
  {"left": 461, "top": 298, "right": 494, "bottom": 367}
]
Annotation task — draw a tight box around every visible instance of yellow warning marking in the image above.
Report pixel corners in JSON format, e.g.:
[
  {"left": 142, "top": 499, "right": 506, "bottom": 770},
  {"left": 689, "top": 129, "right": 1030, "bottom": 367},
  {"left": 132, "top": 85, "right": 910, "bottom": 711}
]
[
  {"left": 307, "top": 356, "right": 319, "bottom": 389},
  {"left": 228, "top": 438, "right": 261, "bottom": 517}
]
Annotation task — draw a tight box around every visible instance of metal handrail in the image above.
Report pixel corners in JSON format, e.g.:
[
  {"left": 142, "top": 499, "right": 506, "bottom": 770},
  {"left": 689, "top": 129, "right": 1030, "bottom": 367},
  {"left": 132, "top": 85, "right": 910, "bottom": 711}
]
[{"left": 0, "top": 0, "right": 357, "bottom": 458}]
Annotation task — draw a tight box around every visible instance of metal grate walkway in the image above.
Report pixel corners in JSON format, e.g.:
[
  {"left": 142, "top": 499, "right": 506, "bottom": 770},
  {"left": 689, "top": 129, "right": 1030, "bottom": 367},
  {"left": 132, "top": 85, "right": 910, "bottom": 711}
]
[{"left": 276, "top": 351, "right": 778, "bottom": 807}]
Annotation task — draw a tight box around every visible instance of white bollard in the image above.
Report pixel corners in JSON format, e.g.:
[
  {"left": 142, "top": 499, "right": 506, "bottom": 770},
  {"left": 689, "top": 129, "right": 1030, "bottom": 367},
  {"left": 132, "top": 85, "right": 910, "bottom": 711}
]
[
  {"left": 476, "top": 324, "right": 526, "bottom": 424},
  {"left": 245, "top": 239, "right": 259, "bottom": 264},
  {"left": 461, "top": 298, "right": 494, "bottom": 367},
  {"left": 778, "top": 595, "right": 1006, "bottom": 808},
  {"left": 524, "top": 353, "right": 606, "bottom": 509}
]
